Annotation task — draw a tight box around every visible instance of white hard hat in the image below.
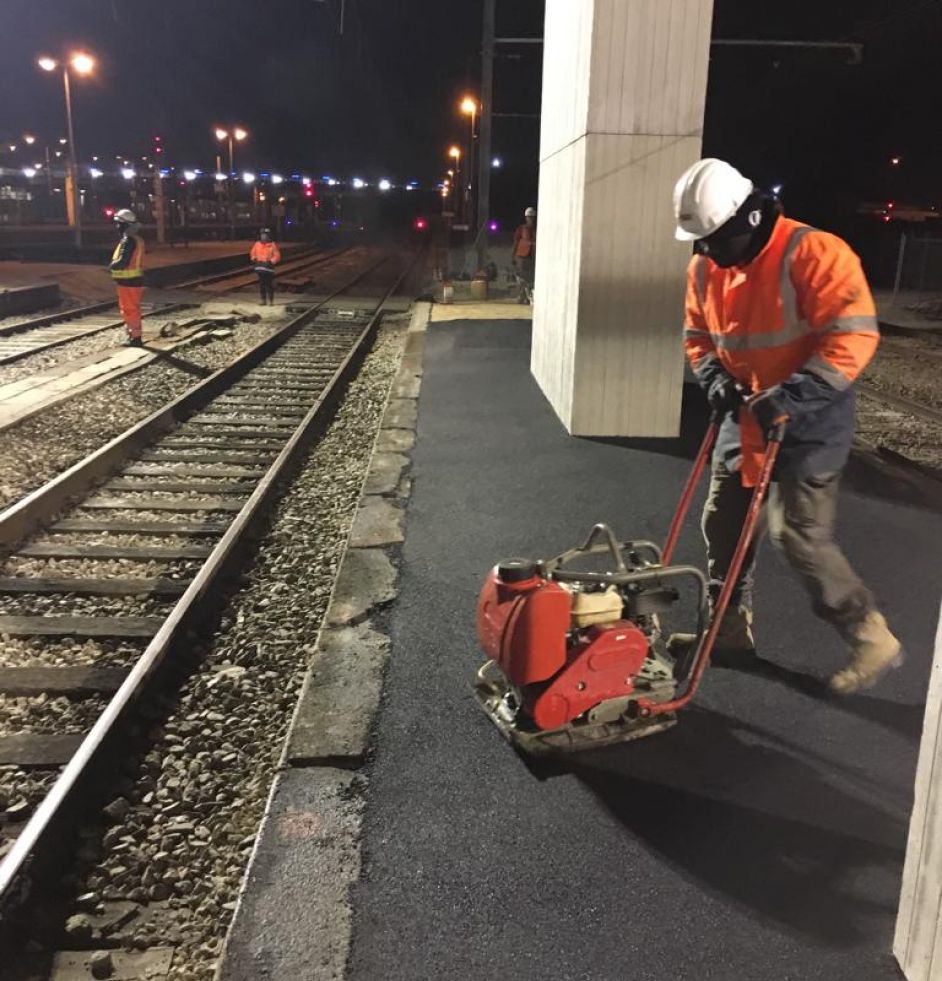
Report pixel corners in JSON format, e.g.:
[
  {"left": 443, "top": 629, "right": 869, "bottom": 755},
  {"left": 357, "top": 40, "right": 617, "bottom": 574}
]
[
  {"left": 672, "top": 159, "right": 753, "bottom": 241},
  {"left": 524, "top": 207, "right": 536, "bottom": 217},
  {"left": 114, "top": 208, "right": 138, "bottom": 224}
]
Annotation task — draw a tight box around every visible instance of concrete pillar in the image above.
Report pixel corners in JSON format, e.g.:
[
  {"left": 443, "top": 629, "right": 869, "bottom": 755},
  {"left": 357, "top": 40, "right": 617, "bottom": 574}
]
[
  {"left": 895, "top": 600, "right": 942, "bottom": 980},
  {"left": 531, "top": 0, "right": 714, "bottom": 437}
]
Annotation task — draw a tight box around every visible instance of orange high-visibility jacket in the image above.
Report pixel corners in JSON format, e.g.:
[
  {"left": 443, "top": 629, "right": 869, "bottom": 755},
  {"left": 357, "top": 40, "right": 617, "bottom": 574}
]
[
  {"left": 683, "top": 216, "right": 879, "bottom": 485},
  {"left": 250, "top": 241, "right": 281, "bottom": 269}
]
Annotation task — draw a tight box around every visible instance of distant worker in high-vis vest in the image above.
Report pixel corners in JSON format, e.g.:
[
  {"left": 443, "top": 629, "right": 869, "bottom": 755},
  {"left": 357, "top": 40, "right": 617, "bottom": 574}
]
[
  {"left": 250, "top": 228, "right": 281, "bottom": 305},
  {"left": 671, "top": 158, "right": 901, "bottom": 695},
  {"left": 110, "top": 208, "right": 146, "bottom": 347}
]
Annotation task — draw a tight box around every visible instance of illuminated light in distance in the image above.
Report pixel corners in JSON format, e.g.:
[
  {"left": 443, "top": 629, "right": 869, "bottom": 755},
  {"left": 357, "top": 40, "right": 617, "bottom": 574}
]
[
  {"left": 304, "top": 187, "right": 314, "bottom": 198},
  {"left": 159, "top": 168, "right": 170, "bottom": 177},
  {"left": 271, "top": 174, "right": 284, "bottom": 184},
  {"left": 70, "top": 52, "right": 95, "bottom": 75},
  {"left": 120, "top": 167, "right": 136, "bottom": 179},
  {"left": 23, "top": 135, "right": 35, "bottom": 145},
  {"left": 37, "top": 57, "right": 58, "bottom": 72},
  {"left": 488, "top": 220, "right": 499, "bottom": 232},
  {"left": 771, "top": 183, "right": 783, "bottom": 195},
  {"left": 302, "top": 176, "right": 312, "bottom": 186},
  {"left": 351, "top": 177, "right": 365, "bottom": 189},
  {"left": 242, "top": 171, "right": 256, "bottom": 184},
  {"left": 22, "top": 167, "right": 36, "bottom": 178},
  {"left": 7, "top": 144, "right": 16, "bottom": 152},
  {"left": 214, "top": 128, "right": 228, "bottom": 141},
  {"left": 378, "top": 179, "right": 392, "bottom": 191},
  {"left": 103, "top": 206, "right": 115, "bottom": 217},
  {"left": 891, "top": 156, "right": 901, "bottom": 166},
  {"left": 215, "top": 172, "right": 227, "bottom": 182},
  {"left": 492, "top": 157, "right": 502, "bottom": 168},
  {"left": 89, "top": 167, "right": 103, "bottom": 178},
  {"left": 327, "top": 178, "right": 338, "bottom": 186},
  {"left": 233, "top": 127, "right": 248, "bottom": 141},
  {"left": 183, "top": 170, "right": 197, "bottom": 181},
  {"left": 413, "top": 217, "right": 428, "bottom": 231}
]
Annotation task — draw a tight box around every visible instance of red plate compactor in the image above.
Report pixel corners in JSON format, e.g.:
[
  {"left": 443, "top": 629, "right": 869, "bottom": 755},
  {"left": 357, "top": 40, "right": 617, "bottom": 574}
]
[{"left": 474, "top": 418, "right": 785, "bottom": 755}]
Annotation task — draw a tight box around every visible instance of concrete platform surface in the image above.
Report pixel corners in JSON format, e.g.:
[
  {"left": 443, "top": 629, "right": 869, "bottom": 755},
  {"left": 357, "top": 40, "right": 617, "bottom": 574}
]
[{"left": 345, "top": 320, "right": 941, "bottom": 981}]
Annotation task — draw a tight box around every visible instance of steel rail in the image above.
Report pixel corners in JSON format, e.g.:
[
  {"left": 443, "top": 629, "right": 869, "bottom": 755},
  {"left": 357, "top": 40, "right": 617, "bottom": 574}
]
[
  {"left": 0, "top": 253, "right": 393, "bottom": 550},
  {"left": 0, "top": 300, "right": 117, "bottom": 339},
  {"left": 0, "top": 249, "right": 417, "bottom": 906},
  {"left": 857, "top": 381, "right": 942, "bottom": 427},
  {"left": 0, "top": 303, "right": 189, "bottom": 368},
  {"left": 171, "top": 245, "right": 346, "bottom": 291}
]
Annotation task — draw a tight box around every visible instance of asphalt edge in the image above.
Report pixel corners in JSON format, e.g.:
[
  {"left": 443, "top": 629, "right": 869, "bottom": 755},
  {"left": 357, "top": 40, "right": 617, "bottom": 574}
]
[{"left": 214, "top": 300, "right": 430, "bottom": 981}]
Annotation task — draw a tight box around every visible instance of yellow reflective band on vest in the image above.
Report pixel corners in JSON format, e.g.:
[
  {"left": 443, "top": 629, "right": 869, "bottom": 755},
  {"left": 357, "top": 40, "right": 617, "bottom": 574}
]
[{"left": 111, "top": 236, "right": 144, "bottom": 280}]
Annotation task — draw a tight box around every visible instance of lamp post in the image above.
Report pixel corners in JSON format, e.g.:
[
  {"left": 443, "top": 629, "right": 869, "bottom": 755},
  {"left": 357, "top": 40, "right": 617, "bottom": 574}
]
[
  {"left": 215, "top": 126, "right": 247, "bottom": 238},
  {"left": 448, "top": 145, "right": 462, "bottom": 221},
  {"left": 37, "top": 52, "right": 95, "bottom": 248},
  {"left": 460, "top": 96, "right": 478, "bottom": 232}
]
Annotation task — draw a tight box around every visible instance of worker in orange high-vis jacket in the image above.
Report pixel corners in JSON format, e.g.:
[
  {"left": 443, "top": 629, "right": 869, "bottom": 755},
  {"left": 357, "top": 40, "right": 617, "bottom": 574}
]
[
  {"left": 670, "top": 158, "right": 901, "bottom": 695},
  {"left": 110, "top": 209, "right": 146, "bottom": 347},
  {"left": 249, "top": 229, "right": 281, "bottom": 305}
]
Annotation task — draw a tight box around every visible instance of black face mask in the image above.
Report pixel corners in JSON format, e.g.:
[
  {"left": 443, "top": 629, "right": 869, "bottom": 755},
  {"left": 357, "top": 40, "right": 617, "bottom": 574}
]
[
  {"left": 694, "top": 192, "right": 780, "bottom": 268},
  {"left": 116, "top": 222, "right": 129, "bottom": 236}
]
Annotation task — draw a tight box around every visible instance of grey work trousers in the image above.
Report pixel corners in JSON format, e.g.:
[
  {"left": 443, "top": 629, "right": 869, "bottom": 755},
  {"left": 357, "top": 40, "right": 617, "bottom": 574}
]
[{"left": 702, "top": 464, "right": 875, "bottom": 641}]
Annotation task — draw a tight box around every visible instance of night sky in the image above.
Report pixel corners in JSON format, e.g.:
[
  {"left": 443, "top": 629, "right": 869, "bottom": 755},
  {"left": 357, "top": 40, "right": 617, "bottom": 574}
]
[{"left": 1, "top": 0, "right": 941, "bottom": 228}]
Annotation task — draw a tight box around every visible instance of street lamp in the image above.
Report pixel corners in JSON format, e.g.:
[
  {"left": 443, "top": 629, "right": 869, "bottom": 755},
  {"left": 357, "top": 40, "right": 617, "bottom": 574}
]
[
  {"left": 460, "top": 97, "right": 479, "bottom": 228},
  {"left": 215, "top": 125, "right": 248, "bottom": 238},
  {"left": 37, "top": 51, "right": 96, "bottom": 248},
  {"left": 448, "top": 146, "right": 462, "bottom": 218}
]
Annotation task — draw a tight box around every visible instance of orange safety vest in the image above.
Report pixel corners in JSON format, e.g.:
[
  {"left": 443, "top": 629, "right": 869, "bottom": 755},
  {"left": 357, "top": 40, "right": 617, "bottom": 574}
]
[
  {"left": 683, "top": 216, "right": 879, "bottom": 485},
  {"left": 513, "top": 223, "right": 535, "bottom": 258},
  {"left": 110, "top": 234, "right": 145, "bottom": 281},
  {"left": 250, "top": 241, "right": 281, "bottom": 267}
]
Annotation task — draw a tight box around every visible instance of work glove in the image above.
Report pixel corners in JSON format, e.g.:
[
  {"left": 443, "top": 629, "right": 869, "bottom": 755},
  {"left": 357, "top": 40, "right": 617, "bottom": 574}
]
[
  {"left": 748, "top": 385, "right": 792, "bottom": 435},
  {"left": 705, "top": 371, "right": 743, "bottom": 417}
]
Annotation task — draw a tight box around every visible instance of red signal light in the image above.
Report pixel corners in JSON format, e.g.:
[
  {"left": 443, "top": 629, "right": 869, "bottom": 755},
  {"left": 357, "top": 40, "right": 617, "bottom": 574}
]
[
  {"left": 304, "top": 187, "right": 314, "bottom": 198},
  {"left": 414, "top": 217, "right": 428, "bottom": 231}
]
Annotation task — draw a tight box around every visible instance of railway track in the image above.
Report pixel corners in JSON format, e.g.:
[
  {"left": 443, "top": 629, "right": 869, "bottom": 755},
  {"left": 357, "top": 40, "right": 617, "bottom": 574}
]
[
  {"left": 0, "top": 249, "right": 417, "bottom": 941},
  {"left": 0, "top": 246, "right": 347, "bottom": 369},
  {"left": 174, "top": 245, "right": 351, "bottom": 294},
  {"left": 0, "top": 302, "right": 179, "bottom": 369}
]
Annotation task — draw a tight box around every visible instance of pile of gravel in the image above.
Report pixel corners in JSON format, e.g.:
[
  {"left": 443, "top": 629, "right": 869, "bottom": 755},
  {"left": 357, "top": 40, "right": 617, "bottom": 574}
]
[{"left": 20, "top": 322, "right": 405, "bottom": 979}]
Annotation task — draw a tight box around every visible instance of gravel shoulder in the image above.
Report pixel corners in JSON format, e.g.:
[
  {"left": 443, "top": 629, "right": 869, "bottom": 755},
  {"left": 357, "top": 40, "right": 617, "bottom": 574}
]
[
  {"left": 858, "top": 334, "right": 942, "bottom": 474},
  {"left": 0, "top": 304, "right": 286, "bottom": 511},
  {"left": 9, "top": 320, "right": 407, "bottom": 979}
]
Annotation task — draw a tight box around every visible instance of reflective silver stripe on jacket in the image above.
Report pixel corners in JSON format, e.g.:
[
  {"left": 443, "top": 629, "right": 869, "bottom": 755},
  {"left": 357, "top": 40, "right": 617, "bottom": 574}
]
[
  {"left": 821, "top": 314, "right": 879, "bottom": 335},
  {"left": 695, "top": 256, "right": 708, "bottom": 306},
  {"left": 803, "top": 353, "right": 851, "bottom": 390}
]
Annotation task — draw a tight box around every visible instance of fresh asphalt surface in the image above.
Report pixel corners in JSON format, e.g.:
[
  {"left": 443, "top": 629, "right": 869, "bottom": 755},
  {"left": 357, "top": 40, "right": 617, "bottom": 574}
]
[{"left": 346, "top": 320, "right": 941, "bottom": 981}]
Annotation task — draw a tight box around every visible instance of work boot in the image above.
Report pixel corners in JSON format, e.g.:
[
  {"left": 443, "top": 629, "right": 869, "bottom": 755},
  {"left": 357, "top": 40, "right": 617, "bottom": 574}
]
[
  {"left": 667, "top": 605, "right": 755, "bottom": 671},
  {"left": 829, "top": 611, "right": 902, "bottom": 695},
  {"left": 124, "top": 336, "right": 143, "bottom": 348}
]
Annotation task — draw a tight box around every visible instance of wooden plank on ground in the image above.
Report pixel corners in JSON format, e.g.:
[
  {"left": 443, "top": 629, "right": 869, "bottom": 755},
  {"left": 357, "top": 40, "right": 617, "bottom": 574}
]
[
  {"left": 139, "top": 452, "right": 272, "bottom": 465},
  {"left": 103, "top": 480, "right": 249, "bottom": 494},
  {"left": 0, "top": 732, "right": 84, "bottom": 767},
  {"left": 0, "top": 666, "right": 128, "bottom": 695},
  {"left": 158, "top": 438, "right": 285, "bottom": 450},
  {"left": 17, "top": 543, "right": 212, "bottom": 560},
  {"left": 174, "top": 427, "right": 295, "bottom": 440},
  {"left": 0, "top": 615, "right": 163, "bottom": 637},
  {"left": 83, "top": 496, "right": 245, "bottom": 512},
  {"left": 124, "top": 465, "right": 265, "bottom": 478},
  {"left": 0, "top": 576, "right": 189, "bottom": 596},
  {"left": 52, "top": 519, "right": 228, "bottom": 535}
]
